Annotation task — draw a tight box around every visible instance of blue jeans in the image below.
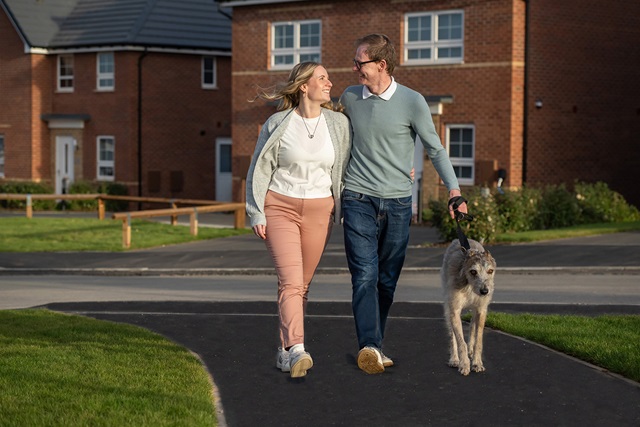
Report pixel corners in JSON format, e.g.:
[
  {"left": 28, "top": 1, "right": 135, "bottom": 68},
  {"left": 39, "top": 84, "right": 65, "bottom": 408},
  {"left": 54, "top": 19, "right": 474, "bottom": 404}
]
[{"left": 342, "top": 189, "right": 412, "bottom": 350}]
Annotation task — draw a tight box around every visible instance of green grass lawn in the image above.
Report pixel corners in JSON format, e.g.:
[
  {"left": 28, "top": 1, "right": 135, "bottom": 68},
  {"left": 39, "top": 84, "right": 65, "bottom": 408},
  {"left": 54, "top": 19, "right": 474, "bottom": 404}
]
[
  {"left": 0, "top": 310, "right": 218, "bottom": 426},
  {"left": 494, "top": 221, "right": 640, "bottom": 243},
  {"left": 0, "top": 217, "right": 251, "bottom": 252}
]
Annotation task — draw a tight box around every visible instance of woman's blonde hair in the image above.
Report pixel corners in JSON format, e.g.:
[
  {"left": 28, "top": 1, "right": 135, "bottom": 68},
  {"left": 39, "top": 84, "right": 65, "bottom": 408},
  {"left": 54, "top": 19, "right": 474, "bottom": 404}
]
[{"left": 252, "top": 62, "right": 336, "bottom": 111}]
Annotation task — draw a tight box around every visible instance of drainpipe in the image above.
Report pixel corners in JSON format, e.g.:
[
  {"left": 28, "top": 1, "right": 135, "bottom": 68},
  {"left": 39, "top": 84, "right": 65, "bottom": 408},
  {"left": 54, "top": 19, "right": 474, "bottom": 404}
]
[
  {"left": 522, "top": 0, "right": 530, "bottom": 184},
  {"left": 137, "top": 48, "right": 148, "bottom": 209}
]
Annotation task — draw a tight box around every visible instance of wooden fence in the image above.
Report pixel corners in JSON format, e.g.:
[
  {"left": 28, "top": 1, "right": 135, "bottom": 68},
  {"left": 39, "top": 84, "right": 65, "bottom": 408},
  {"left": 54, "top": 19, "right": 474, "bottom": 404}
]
[{"left": 0, "top": 193, "right": 246, "bottom": 248}]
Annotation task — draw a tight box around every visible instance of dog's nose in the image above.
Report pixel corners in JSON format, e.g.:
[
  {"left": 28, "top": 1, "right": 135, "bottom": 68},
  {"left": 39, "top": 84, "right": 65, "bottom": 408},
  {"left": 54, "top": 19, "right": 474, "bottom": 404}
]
[{"left": 480, "top": 287, "right": 489, "bottom": 295}]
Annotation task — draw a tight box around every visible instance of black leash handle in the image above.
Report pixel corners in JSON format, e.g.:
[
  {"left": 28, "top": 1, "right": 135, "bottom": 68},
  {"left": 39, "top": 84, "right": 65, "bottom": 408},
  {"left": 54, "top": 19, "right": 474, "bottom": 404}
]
[{"left": 448, "top": 196, "right": 473, "bottom": 250}]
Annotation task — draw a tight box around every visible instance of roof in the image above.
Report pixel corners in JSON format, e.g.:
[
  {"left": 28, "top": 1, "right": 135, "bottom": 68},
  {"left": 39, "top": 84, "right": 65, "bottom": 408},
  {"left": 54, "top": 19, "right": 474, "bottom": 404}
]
[
  {"left": 219, "top": 0, "right": 307, "bottom": 7},
  {"left": 1, "top": 0, "right": 231, "bottom": 52}
]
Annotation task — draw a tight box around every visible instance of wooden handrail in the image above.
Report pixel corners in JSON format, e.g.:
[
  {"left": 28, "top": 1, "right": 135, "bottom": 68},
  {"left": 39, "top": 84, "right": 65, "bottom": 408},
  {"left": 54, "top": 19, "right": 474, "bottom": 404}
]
[{"left": 112, "top": 203, "right": 246, "bottom": 248}]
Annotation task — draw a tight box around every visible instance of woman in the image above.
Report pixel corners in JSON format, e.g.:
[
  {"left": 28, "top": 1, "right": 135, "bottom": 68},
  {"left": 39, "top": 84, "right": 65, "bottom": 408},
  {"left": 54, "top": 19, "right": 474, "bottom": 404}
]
[{"left": 245, "top": 62, "right": 351, "bottom": 378}]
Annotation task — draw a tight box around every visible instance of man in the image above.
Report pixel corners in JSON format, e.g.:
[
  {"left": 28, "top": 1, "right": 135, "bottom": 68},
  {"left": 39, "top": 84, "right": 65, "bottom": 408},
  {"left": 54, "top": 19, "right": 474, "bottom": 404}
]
[{"left": 339, "top": 34, "right": 467, "bottom": 374}]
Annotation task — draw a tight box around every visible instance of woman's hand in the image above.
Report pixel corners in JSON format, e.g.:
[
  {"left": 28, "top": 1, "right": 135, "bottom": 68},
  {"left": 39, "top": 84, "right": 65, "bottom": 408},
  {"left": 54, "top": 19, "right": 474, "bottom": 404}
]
[{"left": 252, "top": 224, "right": 267, "bottom": 240}]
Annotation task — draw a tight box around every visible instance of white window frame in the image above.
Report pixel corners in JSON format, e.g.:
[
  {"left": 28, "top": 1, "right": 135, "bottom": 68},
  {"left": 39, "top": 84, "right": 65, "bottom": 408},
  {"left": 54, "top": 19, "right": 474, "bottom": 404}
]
[
  {"left": 0, "top": 134, "right": 5, "bottom": 178},
  {"left": 270, "top": 20, "right": 321, "bottom": 70},
  {"left": 202, "top": 56, "right": 217, "bottom": 89},
  {"left": 97, "top": 136, "right": 115, "bottom": 181},
  {"left": 404, "top": 10, "right": 464, "bottom": 65},
  {"left": 57, "top": 54, "right": 74, "bottom": 92},
  {"left": 446, "top": 124, "right": 475, "bottom": 186},
  {"left": 97, "top": 52, "right": 115, "bottom": 91}
]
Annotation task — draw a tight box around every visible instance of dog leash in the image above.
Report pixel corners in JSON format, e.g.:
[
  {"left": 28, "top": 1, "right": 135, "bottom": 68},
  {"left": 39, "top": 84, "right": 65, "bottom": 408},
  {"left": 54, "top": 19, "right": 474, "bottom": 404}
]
[{"left": 448, "top": 196, "right": 474, "bottom": 250}]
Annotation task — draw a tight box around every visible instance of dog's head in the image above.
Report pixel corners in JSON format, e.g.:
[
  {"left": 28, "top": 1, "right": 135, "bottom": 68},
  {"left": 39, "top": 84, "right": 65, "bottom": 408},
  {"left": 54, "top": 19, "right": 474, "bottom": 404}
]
[{"left": 459, "top": 247, "right": 496, "bottom": 297}]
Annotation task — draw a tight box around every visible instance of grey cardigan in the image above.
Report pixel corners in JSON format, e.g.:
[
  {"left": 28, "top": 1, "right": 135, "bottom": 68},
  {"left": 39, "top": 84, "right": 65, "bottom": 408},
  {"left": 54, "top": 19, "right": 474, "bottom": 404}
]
[{"left": 245, "top": 107, "right": 352, "bottom": 227}]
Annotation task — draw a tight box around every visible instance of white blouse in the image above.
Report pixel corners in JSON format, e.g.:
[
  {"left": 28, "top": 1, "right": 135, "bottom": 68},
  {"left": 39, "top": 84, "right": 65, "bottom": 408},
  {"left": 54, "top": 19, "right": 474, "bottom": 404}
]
[{"left": 268, "top": 112, "right": 335, "bottom": 199}]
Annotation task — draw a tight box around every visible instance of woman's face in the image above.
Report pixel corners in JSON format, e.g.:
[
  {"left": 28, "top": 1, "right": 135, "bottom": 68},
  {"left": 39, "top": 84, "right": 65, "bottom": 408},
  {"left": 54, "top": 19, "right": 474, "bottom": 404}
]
[{"left": 303, "top": 66, "right": 332, "bottom": 104}]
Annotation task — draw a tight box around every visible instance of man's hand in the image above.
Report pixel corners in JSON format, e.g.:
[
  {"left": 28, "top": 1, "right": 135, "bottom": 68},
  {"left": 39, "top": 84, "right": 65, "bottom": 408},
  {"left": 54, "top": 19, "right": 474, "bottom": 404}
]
[{"left": 448, "top": 190, "right": 468, "bottom": 219}]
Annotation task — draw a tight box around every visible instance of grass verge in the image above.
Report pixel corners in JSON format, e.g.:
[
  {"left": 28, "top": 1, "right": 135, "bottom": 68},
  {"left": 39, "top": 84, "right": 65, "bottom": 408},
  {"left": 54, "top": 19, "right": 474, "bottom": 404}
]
[
  {"left": 484, "top": 312, "right": 640, "bottom": 383},
  {"left": 494, "top": 221, "right": 640, "bottom": 243},
  {"left": 0, "top": 217, "right": 251, "bottom": 252},
  {"left": 0, "top": 310, "right": 218, "bottom": 426}
]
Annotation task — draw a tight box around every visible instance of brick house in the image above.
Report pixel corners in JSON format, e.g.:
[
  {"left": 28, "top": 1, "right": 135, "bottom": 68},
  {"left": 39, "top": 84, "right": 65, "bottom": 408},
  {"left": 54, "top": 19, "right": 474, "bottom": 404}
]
[
  {"left": 219, "top": 0, "right": 640, "bottom": 209},
  {"left": 0, "top": 0, "right": 234, "bottom": 201}
]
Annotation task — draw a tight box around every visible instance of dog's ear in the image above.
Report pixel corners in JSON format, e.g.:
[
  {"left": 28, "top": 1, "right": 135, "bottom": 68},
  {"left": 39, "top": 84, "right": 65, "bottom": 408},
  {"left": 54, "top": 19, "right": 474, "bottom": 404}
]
[{"left": 459, "top": 246, "right": 468, "bottom": 255}]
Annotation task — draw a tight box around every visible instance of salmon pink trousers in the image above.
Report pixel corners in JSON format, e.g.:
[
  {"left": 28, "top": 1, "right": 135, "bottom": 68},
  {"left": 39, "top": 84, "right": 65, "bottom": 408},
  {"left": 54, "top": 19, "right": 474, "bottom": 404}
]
[{"left": 264, "top": 190, "right": 334, "bottom": 349}]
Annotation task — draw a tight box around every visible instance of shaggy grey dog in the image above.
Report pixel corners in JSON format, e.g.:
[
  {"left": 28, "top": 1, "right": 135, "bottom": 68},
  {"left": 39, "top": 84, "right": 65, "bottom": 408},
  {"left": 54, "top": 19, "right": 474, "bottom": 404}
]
[{"left": 441, "top": 238, "right": 496, "bottom": 376}]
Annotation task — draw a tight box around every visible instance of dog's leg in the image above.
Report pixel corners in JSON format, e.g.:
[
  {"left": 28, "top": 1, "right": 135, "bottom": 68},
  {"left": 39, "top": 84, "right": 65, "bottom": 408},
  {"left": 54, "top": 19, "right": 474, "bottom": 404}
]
[
  {"left": 448, "top": 305, "right": 470, "bottom": 376},
  {"left": 444, "top": 304, "right": 459, "bottom": 368},
  {"left": 470, "top": 307, "right": 487, "bottom": 373}
]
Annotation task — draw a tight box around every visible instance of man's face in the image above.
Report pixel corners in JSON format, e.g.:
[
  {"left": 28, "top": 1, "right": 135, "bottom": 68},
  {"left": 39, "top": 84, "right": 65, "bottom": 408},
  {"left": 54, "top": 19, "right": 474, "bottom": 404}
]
[{"left": 353, "top": 45, "right": 379, "bottom": 87}]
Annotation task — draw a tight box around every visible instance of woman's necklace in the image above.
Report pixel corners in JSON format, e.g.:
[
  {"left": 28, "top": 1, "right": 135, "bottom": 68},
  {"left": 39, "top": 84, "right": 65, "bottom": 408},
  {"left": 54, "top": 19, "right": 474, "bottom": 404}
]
[{"left": 298, "top": 108, "right": 322, "bottom": 139}]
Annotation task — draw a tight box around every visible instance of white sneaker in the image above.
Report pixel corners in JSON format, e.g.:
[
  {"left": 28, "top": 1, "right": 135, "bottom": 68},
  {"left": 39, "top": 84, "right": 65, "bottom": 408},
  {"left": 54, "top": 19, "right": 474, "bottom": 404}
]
[
  {"left": 289, "top": 345, "right": 313, "bottom": 378},
  {"left": 357, "top": 346, "right": 384, "bottom": 374},
  {"left": 380, "top": 351, "right": 394, "bottom": 368},
  {"left": 276, "top": 347, "right": 290, "bottom": 373}
]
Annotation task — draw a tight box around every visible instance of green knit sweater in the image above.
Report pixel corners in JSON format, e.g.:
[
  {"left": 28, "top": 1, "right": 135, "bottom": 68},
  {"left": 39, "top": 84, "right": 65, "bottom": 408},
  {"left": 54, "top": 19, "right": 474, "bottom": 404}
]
[{"left": 340, "top": 83, "right": 459, "bottom": 198}]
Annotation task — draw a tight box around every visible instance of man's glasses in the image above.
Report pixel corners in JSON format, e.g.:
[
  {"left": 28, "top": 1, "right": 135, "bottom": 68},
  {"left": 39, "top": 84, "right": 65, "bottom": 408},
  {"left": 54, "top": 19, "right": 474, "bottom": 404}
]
[{"left": 353, "top": 59, "right": 377, "bottom": 70}]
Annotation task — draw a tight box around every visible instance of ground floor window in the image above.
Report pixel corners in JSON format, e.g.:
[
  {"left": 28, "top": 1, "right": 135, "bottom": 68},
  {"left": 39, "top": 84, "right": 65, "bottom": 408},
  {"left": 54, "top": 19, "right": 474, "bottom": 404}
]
[
  {"left": 97, "top": 136, "right": 115, "bottom": 180},
  {"left": 446, "top": 125, "right": 474, "bottom": 186}
]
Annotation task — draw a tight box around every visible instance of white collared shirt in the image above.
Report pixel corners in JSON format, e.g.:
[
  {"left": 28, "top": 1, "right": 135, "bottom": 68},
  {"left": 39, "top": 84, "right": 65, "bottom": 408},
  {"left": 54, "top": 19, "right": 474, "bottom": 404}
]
[{"left": 362, "top": 76, "right": 397, "bottom": 100}]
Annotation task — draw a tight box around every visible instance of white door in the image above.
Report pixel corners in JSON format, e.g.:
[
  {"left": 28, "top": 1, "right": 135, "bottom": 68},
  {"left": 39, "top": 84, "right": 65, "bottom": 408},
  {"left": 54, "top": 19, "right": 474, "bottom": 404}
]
[
  {"left": 55, "top": 136, "right": 75, "bottom": 194},
  {"left": 215, "top": 137, "right": 232, "bottom": 201}
]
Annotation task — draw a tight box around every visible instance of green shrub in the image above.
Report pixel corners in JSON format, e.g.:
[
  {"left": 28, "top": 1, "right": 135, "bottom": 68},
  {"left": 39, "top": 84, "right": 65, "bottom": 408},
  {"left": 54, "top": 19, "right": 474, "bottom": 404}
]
[
  {"left": 64, "top": 180, "right": 97, "bottom": 211},
  {"left": 535, "top": 184, "right": 581, "bottom": 229},
  {"left": 427, "top": 181, "right": 639, "bottom": 244},
  {"left": 0, "top": 181, "right": 56, "bottom": 210},
  {"left": 494, "top": 186, "right": 543, "bottom": 232},
  {"left": 98, "top": 182, "right": 129, "bottom": 212},
  {"left": 574, "top": 181, "right": 640, "bottom": 223},
  {"left": 429, "top": 187, "right": 500, "bottom": 244}
]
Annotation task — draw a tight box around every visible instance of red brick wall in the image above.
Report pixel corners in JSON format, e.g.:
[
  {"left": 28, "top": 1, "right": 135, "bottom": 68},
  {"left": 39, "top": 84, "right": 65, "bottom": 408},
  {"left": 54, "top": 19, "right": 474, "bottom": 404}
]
[
  {"left": 230, "top": 0, "right": 524, "bottom": 200},
  {"left": 0, "top": 10, "right": 34, "bottom": 180},
  {"left": 526, "top": 0, "right": 640, "bottom": 207},
  {"left": 47, "top": 50, "right": 231, "bottom": 200}
]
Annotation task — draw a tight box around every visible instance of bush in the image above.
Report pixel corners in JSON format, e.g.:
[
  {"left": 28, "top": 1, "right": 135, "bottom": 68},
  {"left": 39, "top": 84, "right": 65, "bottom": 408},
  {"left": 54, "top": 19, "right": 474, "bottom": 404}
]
[
  {"left": 429, "top": 187, "right": 500, "bottom": 244},
  {"left": 63, "top": 180, "right": 97, "bottom": 211},
  {"left": 0, "top": 181, "right": 56, "bottom": 210},
  {"left": 427, "top": 181, "right": 639, "bottom": 243},
  {"left": 574, "top": 181, "right": 640, "bottom": 223},
  {"left": 98, "top": 182, "right": 129, "bottom": 212}
]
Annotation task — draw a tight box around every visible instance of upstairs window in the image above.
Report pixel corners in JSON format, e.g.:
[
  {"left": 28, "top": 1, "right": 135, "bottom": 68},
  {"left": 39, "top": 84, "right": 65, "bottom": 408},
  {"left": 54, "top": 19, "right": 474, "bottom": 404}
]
[
  {"left": 404, "top": 10, "right": 464, "bottom": 65},
  {"left": 97, "top": 136, "right": 115, "bottom": 181},
  {"left": 57, "top": 55, "right": 74, "bottom": 92},
  {"left": 447, "top": 125, "right": 474, "bottom": 186},
  {"left": 271, "top": 20, "right": 321, "bottom": 70},
  {"left": 97, "top": 52, "right": 115, "bottom": 91},
  {"left": 202, "top": 56, "right": 217, "bottom": 89}
]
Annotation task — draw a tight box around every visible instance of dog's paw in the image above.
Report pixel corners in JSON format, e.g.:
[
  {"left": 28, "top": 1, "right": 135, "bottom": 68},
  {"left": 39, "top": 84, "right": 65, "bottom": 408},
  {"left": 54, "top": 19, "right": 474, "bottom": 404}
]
[
  {"left": 458, "top": 363, "right": 470, "bottom": 376},
  {"left": 448, "top": 357, "right": 460, "bottom": 368},
  {"left": 471, "top": 362, "right": 485, "bottom": 373}
]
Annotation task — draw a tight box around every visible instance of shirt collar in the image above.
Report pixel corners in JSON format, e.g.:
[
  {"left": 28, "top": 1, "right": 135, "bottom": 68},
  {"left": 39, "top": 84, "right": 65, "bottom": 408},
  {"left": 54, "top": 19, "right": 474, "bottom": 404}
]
[{"left": 362, "top": 77, "right": 397, "bottom": 100}]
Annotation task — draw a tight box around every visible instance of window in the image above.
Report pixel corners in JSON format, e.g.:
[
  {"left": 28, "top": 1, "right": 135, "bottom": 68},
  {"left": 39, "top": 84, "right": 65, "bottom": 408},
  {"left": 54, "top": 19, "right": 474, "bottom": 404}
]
[
  {"left": 0, "top": 134, "right": 4, "bottom": 178},
  {"left": 202, "top": 56, "right": 217, "bottom": 89},
  {"left": 97, "top": 52, "right": 115, "bottom": 90},
  {"left": 271, "top": 20, "right": 321, "bottom": 69},
  {"left": 97, "top": 136, "right": 115, "bottom": 181},
  {"left": 447, "top": 125, "right": 474, "bottom": 186},
  {"left": 57, "top": 55, "right": 74, "bottom": 92},
  {"left": 404, "top": 10, "right": 464, "bottom": 65}
]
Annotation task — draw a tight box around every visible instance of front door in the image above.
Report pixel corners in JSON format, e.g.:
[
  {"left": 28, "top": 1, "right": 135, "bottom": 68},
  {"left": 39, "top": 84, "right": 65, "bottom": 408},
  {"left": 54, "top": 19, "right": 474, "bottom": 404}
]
[
  {"left": 215, "top": 137, "right": 232, "bottom": 201},
  {"left": 55, "top": 136, "right": 75, "bottom": 194}
]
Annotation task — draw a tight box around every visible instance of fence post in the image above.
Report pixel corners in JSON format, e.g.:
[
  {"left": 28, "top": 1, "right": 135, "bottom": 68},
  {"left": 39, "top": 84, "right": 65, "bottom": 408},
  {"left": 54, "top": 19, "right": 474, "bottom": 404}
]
[
  {"left": 122, "top": 213, "right": 132, "bottom": 249},
  {"left": 190, "top": 208, "right": 198, "bottom": 236},
  {"left": 26, "top": 194, "right": 32, "bottom": 219},
  {"left": 170, "top": 200, "right": 177, "bottom": 225},
  {"left": 98, "top": 197, "right": 105, "bottom": 220},
  {"left": 234, "top": 204, "right": 245, "bottom": 229}
]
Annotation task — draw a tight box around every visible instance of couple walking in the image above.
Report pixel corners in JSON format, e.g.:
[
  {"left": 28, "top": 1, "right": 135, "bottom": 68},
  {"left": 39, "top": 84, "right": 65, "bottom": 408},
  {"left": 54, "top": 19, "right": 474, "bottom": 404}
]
[{"left": 245, "top": 34, "right": 467, "bottom": 378}]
